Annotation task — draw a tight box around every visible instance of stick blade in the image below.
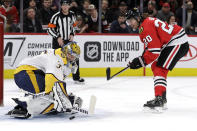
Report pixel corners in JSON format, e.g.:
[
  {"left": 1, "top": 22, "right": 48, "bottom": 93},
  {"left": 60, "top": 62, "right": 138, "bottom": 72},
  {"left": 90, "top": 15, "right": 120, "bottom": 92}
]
[
  {"left": 106, "top": 67, "right": 111, "bottom": 80},
  {"left": 88, "top": 95, "right": 97, "bottom": 115}
]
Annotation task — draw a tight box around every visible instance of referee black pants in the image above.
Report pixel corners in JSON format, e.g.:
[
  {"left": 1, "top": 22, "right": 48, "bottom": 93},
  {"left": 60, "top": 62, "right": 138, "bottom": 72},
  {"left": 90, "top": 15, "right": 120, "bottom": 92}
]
[{"left": 52, "top": 38, "right": 80, "bottom": 80}]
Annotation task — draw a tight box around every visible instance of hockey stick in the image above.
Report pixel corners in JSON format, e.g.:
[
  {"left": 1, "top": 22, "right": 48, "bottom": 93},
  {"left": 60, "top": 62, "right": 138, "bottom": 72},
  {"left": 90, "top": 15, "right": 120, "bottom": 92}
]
[
  {"left": 106, "top": 66, "right": 130, "bottom": 80},
  {"left": 69, "top": 95, "right": 97, "bottom": 120},
  {"left": 72, "top": 95, "right": 97, "bottom": 115}
]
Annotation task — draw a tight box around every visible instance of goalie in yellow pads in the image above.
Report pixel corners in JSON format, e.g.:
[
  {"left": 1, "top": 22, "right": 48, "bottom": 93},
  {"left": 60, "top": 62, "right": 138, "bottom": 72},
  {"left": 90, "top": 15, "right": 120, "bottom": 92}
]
[{"left": 7, "top": 41, "right": 83, "bottom": 118}]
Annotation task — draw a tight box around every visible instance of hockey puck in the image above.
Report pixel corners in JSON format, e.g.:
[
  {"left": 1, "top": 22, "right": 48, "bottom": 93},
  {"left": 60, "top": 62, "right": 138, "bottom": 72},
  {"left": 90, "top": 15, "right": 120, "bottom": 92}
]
[{"left": 69, "top": 116, "right": 75, "bottom": 120}]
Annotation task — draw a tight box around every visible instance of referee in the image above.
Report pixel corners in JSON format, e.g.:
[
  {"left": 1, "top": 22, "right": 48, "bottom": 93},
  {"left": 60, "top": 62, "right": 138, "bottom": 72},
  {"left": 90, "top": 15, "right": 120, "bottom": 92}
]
[{"left": 47, "top": 0, "right": 84, "bottom": 83}]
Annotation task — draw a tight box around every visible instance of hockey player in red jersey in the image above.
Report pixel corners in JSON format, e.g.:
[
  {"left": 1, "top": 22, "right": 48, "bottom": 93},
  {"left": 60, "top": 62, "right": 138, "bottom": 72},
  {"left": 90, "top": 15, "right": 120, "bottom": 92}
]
[{"left": 128, "top": 10, "right": 189, "bottom": 111}]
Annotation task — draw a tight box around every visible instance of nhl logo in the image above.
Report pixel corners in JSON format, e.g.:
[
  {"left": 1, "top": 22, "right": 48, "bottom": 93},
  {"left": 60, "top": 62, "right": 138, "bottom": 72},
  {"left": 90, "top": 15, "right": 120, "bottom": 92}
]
[
  {"left": 84, "top": 42, "right": 101, "bottom": 62},
  {"left": 87, "top": 44, "right": 99, "bottom": 59}
]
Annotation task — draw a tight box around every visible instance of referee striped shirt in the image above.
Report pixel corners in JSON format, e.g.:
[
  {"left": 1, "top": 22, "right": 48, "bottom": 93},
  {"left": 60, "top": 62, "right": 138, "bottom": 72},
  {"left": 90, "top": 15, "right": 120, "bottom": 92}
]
[{"left": 47, "top": 11, "right": 76, "bottom": 40}]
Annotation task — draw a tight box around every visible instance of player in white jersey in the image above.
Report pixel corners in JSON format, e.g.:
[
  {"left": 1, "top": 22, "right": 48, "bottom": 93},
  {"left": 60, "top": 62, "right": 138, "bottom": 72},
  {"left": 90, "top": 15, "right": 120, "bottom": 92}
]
[{"left": 7, "top": 41, "right": 83, "bottom": 118}]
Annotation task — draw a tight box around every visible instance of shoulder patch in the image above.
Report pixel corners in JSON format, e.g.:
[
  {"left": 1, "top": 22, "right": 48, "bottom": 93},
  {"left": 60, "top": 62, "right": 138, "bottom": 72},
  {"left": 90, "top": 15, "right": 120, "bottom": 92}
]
[{"left": 139, "top": 27, "right": 144, "bottom": 34}]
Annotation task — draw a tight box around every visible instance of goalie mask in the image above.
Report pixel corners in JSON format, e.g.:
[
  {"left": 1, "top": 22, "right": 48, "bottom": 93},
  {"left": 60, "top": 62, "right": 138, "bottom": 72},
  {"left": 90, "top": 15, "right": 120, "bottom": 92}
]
[{"left": 62, "top": 41, "right": 80, "bottom": 62}]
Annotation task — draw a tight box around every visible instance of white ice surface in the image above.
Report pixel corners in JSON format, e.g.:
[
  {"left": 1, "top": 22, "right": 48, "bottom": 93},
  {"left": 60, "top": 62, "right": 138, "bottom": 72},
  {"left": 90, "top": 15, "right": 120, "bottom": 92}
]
[{"left": 1, "top": 77, "right": 197, "bottom": 131}]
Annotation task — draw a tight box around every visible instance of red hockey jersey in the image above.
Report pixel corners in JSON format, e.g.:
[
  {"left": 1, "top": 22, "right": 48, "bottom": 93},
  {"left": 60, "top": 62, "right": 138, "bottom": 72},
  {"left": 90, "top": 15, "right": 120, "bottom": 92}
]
[{"left": 139, "top": 17, "right": 184, "bottom": 65}]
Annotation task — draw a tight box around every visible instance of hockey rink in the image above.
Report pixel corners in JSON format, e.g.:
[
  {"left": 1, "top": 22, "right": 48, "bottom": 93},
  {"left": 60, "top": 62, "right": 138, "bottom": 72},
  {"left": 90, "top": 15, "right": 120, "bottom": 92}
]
[{"left": 0, "top": 76, "right": 197, "bottom": 131}]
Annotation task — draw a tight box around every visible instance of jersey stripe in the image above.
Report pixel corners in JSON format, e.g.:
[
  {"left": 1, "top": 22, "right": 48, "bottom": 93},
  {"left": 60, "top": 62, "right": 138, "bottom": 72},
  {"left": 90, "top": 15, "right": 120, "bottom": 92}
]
[
  {"left": 154, "top": 76, "right": 167, "bottom": 87},
  {"left": 41, "top": 103, "right": 55, "bottom": 114},
  {"left": 164, "top": 45, "right": 180, "bottom": 69},
  {"left": 148, "top": 48, "right": 161, "bottom": 54},
  {"left": 167, "top": 29, "right": 186, "bottom": 46},
  {"left": 26, "top": 70, "right": 40, "bottom": 94}
]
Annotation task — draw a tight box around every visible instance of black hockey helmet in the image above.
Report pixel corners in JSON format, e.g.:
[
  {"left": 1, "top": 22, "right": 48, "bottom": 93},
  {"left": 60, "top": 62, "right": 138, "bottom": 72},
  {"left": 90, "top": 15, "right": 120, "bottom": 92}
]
[
  {"left": 126, "top": 7, "right": 144, "bottom": 23},
  {"left": 60, "top": 0, "right": 71, "bottom": 6}
]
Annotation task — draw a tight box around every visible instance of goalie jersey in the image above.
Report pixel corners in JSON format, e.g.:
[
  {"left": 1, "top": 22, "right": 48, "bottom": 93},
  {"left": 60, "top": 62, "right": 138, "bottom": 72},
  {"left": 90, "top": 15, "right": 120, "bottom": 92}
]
[{"left": 15, "top": 48, "right": 76, "bottom": 94}]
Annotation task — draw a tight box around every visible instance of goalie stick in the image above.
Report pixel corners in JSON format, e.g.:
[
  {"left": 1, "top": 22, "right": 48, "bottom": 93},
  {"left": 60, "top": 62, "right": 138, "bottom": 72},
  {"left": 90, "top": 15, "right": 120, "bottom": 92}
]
[
  {"left": 106, "top": 66, "right": 129, "bottom": 80},
  {"left": 72, "top": 95, "right": 97, "bottom": 115},
  {"left": 69, "top": 95, "right": 97, "bottom": 120}
]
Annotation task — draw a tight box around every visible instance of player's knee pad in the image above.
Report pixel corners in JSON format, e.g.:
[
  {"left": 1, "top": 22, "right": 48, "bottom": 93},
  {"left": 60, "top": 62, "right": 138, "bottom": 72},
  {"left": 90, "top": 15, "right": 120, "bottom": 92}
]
[
  {"left": 52, "top": 81, "right": 72, "bottom": 111},
  {"left": 151, "top": 61, "right": 168, "bottom": 78},
  {"left": 151, "top": 61, "right": 157, "bottom": 72}
]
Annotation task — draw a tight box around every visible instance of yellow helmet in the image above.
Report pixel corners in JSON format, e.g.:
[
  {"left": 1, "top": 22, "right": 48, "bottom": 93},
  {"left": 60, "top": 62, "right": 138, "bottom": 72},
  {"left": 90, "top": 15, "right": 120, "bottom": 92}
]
[{"left": 62, "top": 41, "right": 80, "bottom": 61}]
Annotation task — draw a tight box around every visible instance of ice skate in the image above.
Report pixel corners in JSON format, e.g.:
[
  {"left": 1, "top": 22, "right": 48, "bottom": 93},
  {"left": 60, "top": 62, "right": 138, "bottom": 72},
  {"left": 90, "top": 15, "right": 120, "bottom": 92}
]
[
  {"left": 6, "top": 98, "right": 31, "bottom": 118},
  {"left": 143, "top": 96, "right": 167, "bottom": 113},
  {"left": 74, "top": 78, "right": 85, "bottom": 84},
  {"left": 7, "top": 105, "right": 31, "bottom": 119}
]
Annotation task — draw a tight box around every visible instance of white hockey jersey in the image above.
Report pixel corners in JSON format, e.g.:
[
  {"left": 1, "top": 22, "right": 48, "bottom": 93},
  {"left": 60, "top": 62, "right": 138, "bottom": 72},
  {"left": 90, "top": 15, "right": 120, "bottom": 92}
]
[{"left": 16, "top": 48, "right": 77, "bottom": 93}]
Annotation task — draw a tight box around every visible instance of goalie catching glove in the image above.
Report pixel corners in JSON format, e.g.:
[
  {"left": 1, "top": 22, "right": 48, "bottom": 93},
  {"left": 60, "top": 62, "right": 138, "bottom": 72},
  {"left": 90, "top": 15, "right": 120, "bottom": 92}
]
[{"left": 128, "top": 56, "right": 147, "bottom": 69}]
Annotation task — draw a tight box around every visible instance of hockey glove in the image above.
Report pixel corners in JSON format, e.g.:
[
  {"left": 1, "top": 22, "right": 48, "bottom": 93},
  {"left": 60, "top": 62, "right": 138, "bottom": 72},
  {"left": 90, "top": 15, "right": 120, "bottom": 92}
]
[{"left": 128, "top": 56, "right": 146, "bottom": 69}]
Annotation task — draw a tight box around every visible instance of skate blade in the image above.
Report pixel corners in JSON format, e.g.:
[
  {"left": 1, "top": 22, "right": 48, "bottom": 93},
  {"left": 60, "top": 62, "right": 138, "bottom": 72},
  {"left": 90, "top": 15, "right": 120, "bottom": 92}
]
[
  {"left": 162, "top": 104, "right": 168, "bottom": 110},
  {"left": 10, "top": 114, "right": 31, "bottom": 119},
  {"left": 143, "top": 107, "right": 162, "bottom": 113},
  {"left": 74, "top": 81, "right": 85, "bottom": 85},
  {"left": 143, "top": 105, "right": 167, "bottom": 113}
]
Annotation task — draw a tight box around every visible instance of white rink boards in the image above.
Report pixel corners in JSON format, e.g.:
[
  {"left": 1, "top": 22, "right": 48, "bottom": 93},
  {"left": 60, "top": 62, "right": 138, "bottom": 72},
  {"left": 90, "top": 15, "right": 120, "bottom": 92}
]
[{"left": 3, "top": 34, "right": 197, "bottom": 78}]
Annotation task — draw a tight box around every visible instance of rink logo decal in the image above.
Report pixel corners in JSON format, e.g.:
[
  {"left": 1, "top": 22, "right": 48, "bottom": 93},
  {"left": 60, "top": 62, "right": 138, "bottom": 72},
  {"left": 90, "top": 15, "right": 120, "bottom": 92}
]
[
  {"left": 102, "top": 41, "right": 140, "bottom": 62},
  {"left": 180, "top": 44, "right": 197, "bottom": 62},
  {"left": 84, "top": 42, "right": 101, "bottom": 62},
  {"left": 4, "top": 37, "right": 26, "bottom": 67}
]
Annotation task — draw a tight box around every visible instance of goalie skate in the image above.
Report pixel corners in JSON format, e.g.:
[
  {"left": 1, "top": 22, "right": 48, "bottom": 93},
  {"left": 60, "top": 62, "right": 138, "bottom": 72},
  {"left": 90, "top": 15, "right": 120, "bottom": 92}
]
[
  {"left": 8, "top": 106, "right": 31, "bottom": 119},
  {"left": 7, "top": 98, "right": 31, "bottom": 119},
  {"left": 143, "top": 96, "right": 167, "bottom": 113}
]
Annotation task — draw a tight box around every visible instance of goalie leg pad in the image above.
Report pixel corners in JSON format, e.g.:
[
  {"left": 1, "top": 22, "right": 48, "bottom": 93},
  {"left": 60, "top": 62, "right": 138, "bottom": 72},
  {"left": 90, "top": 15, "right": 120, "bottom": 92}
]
[
  {"left": 53, "top": 81, "right": 72, "bottom": 111},
  {"left": 26, "top": 94, "right": 55, "bottom": 115}
]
